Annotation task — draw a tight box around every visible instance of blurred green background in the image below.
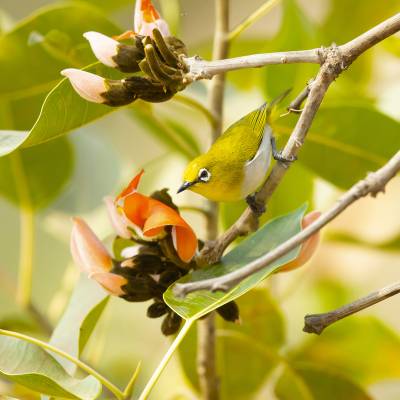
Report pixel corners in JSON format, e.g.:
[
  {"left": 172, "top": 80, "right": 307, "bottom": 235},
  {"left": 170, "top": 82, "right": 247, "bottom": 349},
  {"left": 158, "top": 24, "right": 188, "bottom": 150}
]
[{"left": 1, "top": 0, "right": 400, "bottom": 399}]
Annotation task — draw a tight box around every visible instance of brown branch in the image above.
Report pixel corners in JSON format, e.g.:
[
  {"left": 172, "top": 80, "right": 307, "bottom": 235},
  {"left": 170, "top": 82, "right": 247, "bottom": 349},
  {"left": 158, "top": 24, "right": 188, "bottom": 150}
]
[
  {"left": 194, "top": 12, "right": 400, "bottom": 267},
  {"left": 303, "top": 282, "right": 400, "bottom": 334},
  {"left": 196, "top": 1, "right": 230, "bottom": 399},
  {"left": 174, "top": 150, "right": 400, "bottom": 296}
]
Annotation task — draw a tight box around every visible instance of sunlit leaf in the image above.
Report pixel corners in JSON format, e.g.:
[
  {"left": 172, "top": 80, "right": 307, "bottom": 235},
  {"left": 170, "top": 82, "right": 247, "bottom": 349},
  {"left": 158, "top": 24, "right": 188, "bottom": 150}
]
[
  {"left": 0, "top": 335, "right": 102, "bottom": 399},
  {"left": 275, "top": 105, "right": 400, "bottom": 188},
  {"left": 50, "top": 276, "right": 109, "bottom": 375},
  {"left": 275, "top": 363, "right": 372, "bottom": 400},
  {"left": 164, "top": 205, "right": 306, "bottom": 320},
  {"left": 0, "top": 3, "right": 122, "bottom": 155}
]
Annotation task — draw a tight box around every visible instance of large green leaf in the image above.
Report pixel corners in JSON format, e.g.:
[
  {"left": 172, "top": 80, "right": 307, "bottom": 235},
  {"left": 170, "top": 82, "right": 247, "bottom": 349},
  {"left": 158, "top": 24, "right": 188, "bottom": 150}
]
[
  {"left": 275, "top": 363, "right": 372, "bottom": 400},
  {"left": 275, "top": 105, "right": 400, "bottom": 189},
  {"left": 0, "top": 3, "right": 122, "bottom": 155},
  {"left": 178, "top": 290, "right": 285, "bottom": 397},
  {"left": 0, "top": 137, "right": 73, "bottom": 209},
  {"left": 50, "top": 276, "right": 109, "bottom": 375},
  {"left": 164, "top": 205, "right": 306, "bottom": 320},
  {"left": 0, "top": 335, "right": 101, "bottom": 399}
]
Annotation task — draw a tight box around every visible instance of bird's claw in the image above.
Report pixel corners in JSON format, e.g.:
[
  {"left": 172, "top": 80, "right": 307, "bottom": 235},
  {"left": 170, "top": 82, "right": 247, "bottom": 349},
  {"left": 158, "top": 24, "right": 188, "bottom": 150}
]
[
  {"left": 273, "top": 151, "right": 297, "bottom": 165},
  {"left": 246, "top": 194, "right": 266, "bottom": 217}
]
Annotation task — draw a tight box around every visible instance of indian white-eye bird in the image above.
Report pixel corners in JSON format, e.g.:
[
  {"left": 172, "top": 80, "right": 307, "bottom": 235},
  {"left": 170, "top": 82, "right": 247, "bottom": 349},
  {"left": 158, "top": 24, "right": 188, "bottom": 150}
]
[{"left": 177, "top": 93, "right": 294, "bottom": 214}]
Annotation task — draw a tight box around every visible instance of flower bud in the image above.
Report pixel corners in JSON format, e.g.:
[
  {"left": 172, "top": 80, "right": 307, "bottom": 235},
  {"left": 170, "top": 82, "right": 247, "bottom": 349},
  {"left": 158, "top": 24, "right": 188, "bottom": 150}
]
[
  {"left": 104, "top": 196, "right": 132, "bottom": 239},
  {"left": 84, "top": 31, "right": 145, "bottom": 73},
  {"left": 70, "top": 217, "right": 112, "bottom": 274},
  {"left": 61, "top": 69, "right": 107, "bottom": 103},
  {"left": 147, "top": 301, "right": 168, "bottom": 318},
  {"left": 216, "top": 301, "right": 240, "bottom": 323},
  {"left": 161, "top": 312, "right": 182, "bottom": 336},
  {"left": 70, "top": 218, "right": 127, "bottom": 295},
  {"left": 135, "top": 0, "right": 170, "bottom": 38}
]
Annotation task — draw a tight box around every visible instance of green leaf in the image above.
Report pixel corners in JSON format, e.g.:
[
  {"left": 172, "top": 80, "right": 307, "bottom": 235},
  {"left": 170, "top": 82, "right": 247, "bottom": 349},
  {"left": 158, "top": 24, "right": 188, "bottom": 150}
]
[
  {"left": 275, "top": 105, "right": 400, "bottom": 189},
  {"left": 275, "top": 363, "right": 372, "bottom": 400},
  {"left": 220, "top": 163, "right": 314, "bottom": 231},
  {"left": 130, "top": 103, "right": 201, "bottom": 160},
  {"left": 50, "top": 276, "right": 109, "bottom": 375},
  {"left": 178, "top": 290, "right": 285, "bottom": 397},
  {"left": 0, "top": 3, "right": 122, "bottom": 155},
  {"left": 0, "top": 335, "right": 101, "bottom": 399},
  {"left": 164, "top": 205, "right": 307, "bottom": 320},
  {"left": 292, "top": 317, "right": 400, "bottom": 385},
  {"left": 0, "top": 138, "right": 73, "bottom": 209}
]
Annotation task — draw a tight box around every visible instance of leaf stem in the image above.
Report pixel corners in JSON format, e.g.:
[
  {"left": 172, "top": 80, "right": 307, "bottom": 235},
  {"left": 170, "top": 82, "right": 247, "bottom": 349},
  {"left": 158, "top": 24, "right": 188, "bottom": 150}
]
[
  {"left": 138, "top": 319, "right": 194, "bottom": 400},
  {"left": 229, "top": 0, "right": 282, "bottom": 42},
  {"left": 10, "top": 151, "right": 35, "bottom": 309},
  {"left": 0, "top": 329, "right": 125, "bottom": 400}
]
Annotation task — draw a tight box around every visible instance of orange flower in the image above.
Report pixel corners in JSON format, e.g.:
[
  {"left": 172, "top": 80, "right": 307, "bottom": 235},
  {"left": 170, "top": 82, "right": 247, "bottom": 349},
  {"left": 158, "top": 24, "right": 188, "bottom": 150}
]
[
  {"left": 278, "top": 211, "right": 321, "bottom": 273},
  {"left": 134, "top": 0, "right": 170, "bottom": 37},
  {"left": 70, "top": 217, "right": 127, "bottom": 295},
  {"left": 113, "top": 170, "right": 198, "bottom": 263}
]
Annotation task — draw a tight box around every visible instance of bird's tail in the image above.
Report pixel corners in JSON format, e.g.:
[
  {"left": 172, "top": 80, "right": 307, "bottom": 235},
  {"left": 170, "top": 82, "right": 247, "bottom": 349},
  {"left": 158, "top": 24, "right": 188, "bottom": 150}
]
[{"left": 248, "top": 89, "right": 291, "bottom": 133}]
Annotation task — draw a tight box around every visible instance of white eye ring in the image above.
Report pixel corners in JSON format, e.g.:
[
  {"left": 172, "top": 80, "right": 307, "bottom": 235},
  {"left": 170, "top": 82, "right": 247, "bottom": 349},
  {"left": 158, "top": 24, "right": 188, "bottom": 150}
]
[{"left": 198, "top": 168, "right": 211, "bottom": 182}]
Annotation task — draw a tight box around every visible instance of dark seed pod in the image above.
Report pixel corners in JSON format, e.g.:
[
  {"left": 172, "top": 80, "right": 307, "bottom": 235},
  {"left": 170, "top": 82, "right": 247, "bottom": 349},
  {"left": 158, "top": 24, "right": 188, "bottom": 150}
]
[
  {"left": 164, "top": 36, "right": 188, "bottom": 57},
  {"left": 101, "top": 79, "right": 138, "bottom": 106},
  {"left": 161, "top": 312, "right": 182, "bottom": 336},
  {"left": 124, "top": 76, "right": 175, "bottom": 103},
  {"left": 132, "top": 254, "right": 164, "bottom": 274},
  {"left": 216, "top": 301, "right": 240, "bottom": 323},
  {"left": 159, "top": 269, "right": 182, "bottom": 287},
  {"left": 121, "top": 276, "right": 159, "bottom": 302},
  {"left": 147, "top": 302, "right": 169, "bottom": 318}
]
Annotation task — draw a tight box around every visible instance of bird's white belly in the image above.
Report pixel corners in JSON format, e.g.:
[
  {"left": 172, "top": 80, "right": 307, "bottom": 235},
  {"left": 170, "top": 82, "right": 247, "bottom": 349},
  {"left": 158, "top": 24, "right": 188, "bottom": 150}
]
[{"left": 241, "top": 125, "right": 272, "bottom": 197}]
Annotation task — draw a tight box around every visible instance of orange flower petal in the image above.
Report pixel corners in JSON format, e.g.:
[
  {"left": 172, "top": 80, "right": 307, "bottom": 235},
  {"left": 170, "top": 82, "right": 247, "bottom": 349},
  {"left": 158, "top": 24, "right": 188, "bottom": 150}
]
[
  {"left": 173, "top": 226, "right": 198, "bottom": 263},
  {"left": 90, "top": 272, "right": 128, "bottom": 296},
  {"left": 278, "top": 211, "right": 321, "bottom": 273},
  {"left": 123, "top": 192, "right": 151, "bottom": 230},
  {"left": 116, "top": 169, "right": 144, "bottom": 201}
]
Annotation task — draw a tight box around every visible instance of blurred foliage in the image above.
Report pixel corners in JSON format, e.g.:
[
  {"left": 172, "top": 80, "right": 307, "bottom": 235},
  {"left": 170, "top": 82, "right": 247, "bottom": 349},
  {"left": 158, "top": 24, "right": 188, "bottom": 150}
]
[{"left": 0, "top": 0, "right": 400, "bottom": 399}]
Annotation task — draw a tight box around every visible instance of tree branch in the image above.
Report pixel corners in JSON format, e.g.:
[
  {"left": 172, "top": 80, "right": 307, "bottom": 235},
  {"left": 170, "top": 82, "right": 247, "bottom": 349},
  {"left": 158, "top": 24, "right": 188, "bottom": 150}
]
[
  {"left": 303, "top": 282, "right": 400, "bottom": 334},
  {"left": 174, "top": 150, "right": 400, "bottom": 296},
  {"left": 193, "top": 12, "right": 400, "bottom": 267},
  {"left": 196, "top": 1, "right": 230, "bottom": 399}
]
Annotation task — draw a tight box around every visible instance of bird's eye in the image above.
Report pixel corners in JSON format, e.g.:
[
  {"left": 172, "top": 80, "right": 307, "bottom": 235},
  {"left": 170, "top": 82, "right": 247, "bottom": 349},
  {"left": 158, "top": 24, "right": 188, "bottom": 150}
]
[{"left": 198, "top": 168, "right": 211, "bottom": 182}]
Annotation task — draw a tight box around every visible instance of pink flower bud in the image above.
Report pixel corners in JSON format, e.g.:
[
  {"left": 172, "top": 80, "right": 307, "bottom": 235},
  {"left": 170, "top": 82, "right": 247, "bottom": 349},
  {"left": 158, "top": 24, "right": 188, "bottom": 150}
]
[
  {"left": 70, "top": 218, "right": 128, "bottom": 295},
  {"left": 61, "top": 68, "right": 106, "bottom": 103},
  {"left": 104, "top": 196, "right": 132, "bottom": 239},
  {"left": 134, "top": 0, "right": 170, "bottom": 38},
  {"left": 83, "top": 31, "right": 119, "bottom": 68},
  {"left": 70, "top": 217, "right": 112, "bottom": 274}
]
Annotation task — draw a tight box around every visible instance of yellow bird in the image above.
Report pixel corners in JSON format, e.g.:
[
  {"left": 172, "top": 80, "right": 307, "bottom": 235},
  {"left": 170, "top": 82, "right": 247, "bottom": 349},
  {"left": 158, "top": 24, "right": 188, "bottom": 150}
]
[{"left": 177, "top": 93, "right": 294, "bottom": 214}]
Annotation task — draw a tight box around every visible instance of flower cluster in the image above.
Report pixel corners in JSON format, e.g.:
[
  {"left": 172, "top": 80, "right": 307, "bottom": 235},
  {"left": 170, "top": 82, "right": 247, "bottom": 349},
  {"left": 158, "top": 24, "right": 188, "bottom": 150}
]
[
  {"left": 71, "top": 171, "right": 239, "bottom": 335},
  {"left": 62, "top": 0, "right": 189, "bottom": 107}
]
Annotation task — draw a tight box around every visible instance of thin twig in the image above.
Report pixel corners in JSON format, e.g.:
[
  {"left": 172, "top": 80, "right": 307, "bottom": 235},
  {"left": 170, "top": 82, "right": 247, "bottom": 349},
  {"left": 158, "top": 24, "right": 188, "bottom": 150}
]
[
  {"left": 285, "top": 79, "right": 313, "bottom": 114},
  {"left": 303, "top": 282, "right": 400, "bottom": 334},
  {"left": 195, "top": 13, "right": 400, "bottom": 267},
  {"left": 196, "top": 1, "right": 230, "bottom": 399},
  {"left": 174, "top": 150, "right": 400, "bottom": 295}
]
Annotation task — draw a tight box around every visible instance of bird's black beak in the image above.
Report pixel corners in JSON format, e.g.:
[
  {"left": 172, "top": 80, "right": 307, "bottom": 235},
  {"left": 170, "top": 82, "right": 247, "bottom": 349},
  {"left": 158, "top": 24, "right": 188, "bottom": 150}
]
[{"left": 177, "top": 181, "right": 194, "bottom": 194}]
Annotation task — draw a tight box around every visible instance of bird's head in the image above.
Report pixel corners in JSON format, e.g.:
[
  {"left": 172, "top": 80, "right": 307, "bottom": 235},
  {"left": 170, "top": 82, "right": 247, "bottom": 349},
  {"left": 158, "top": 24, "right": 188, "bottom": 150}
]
[{"left": 178, "top": 156, "right": 213, "bottom": 195}]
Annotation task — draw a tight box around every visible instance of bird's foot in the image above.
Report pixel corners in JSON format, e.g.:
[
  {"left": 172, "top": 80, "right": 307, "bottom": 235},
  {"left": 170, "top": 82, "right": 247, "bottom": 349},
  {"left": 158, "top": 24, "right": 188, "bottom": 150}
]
[
  {"left": 273, "top": 151, "right": 297, "bottom": 164},
  {"left": 246, "top": 194, "right": 266, "bottom": 217}
]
